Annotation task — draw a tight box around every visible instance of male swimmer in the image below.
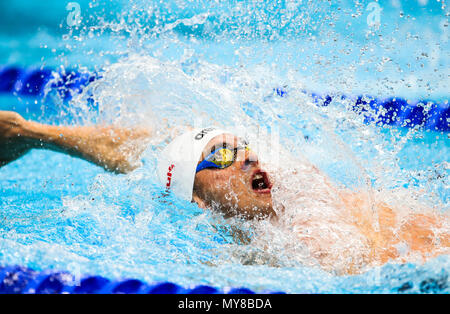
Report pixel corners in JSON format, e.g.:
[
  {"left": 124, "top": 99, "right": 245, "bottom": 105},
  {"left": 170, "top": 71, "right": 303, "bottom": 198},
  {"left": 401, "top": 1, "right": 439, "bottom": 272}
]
[{"left": 0, "top": 110, "right": 449, "bottom": 274}]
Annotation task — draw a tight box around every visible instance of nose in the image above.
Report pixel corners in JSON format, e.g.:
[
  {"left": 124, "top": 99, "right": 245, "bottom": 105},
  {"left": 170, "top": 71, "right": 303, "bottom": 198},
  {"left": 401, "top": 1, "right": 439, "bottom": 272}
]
[{"left": 238, "top": 148, "right": 259, "bottom": 171}]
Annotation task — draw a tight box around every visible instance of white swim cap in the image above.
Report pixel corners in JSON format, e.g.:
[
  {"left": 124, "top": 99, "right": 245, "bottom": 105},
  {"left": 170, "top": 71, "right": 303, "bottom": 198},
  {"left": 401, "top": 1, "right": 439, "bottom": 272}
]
[{"left": 156, "top": 127, "right": 227, "bottom": 201}]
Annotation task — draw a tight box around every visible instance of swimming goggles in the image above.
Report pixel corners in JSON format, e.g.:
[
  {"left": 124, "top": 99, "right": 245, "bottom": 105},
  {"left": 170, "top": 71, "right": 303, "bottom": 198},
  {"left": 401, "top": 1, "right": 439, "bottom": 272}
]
[{"left": 196, "top": 140, "right": 250, "bottom": 173}]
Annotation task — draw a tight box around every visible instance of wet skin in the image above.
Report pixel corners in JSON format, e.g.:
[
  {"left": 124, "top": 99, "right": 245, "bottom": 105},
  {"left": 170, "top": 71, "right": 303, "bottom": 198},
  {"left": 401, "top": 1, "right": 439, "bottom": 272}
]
[{"left": 190, "top": 134, "right": 450, "bottom": 273}]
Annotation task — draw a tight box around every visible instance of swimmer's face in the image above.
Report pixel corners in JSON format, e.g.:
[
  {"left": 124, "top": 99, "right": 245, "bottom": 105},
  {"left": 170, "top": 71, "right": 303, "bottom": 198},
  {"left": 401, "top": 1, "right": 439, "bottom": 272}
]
[{"left": 193, "top": 134, "right": 275, "bottom": 219}]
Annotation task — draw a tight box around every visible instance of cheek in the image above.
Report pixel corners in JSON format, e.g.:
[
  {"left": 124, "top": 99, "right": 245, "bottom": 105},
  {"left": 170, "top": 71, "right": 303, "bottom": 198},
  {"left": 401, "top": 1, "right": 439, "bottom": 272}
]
[
  {"left": 223, "top": 170, "right": 248, "bottom": 193},
  {"left": 210, "top": 171, "right": 244, "bottom": 201},
  {"left": 197, "top": 168, "right": 250, "bottom": 203},
  {"left": 197, "top": 171, "right": 233, "bottom": 200},
  {"left": 214, "top": 173, "right": 236, "bottom": 196}
]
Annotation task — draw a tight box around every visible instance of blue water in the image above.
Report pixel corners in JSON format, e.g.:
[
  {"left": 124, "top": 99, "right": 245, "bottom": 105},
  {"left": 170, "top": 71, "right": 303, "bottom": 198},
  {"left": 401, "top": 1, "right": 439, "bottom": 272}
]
[{"left": 0, "top": 0, "right": 449, "bottom": 293}]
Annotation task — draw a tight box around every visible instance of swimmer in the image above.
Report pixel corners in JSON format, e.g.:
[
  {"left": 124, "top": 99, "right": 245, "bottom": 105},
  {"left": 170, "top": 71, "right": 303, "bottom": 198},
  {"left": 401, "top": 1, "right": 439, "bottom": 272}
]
[{"left": 0, "top": 110, "right": 448, "bottom": 274}]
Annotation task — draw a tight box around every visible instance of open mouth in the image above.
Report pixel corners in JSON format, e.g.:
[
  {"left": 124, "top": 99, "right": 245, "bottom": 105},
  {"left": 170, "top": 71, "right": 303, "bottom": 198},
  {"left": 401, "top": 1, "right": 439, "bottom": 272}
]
[{"left": 251, "top": 170, "right": 272, "bottom": 194}]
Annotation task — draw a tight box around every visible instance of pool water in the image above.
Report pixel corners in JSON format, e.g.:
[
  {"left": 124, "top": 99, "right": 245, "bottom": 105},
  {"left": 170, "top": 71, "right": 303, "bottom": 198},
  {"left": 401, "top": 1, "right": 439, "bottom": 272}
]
[{"left": 0, "top": 0, "right": 449, "bottom": 293}]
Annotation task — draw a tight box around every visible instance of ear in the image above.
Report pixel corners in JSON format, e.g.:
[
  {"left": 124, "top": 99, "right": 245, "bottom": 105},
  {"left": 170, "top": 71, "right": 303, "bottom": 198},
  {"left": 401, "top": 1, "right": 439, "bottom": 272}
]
[{"left": 192, "top": 193, "right": 208, "bottom": 209}]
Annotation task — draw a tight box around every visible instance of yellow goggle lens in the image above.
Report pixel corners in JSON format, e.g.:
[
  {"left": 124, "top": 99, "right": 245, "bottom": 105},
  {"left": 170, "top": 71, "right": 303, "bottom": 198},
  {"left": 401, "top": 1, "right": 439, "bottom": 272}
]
[{"left": 211, "top": 148, "right": 234, "bottom": 167}]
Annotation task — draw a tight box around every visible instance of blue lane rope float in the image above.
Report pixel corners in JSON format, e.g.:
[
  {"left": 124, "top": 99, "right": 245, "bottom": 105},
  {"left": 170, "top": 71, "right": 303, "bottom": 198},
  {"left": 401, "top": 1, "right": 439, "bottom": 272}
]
[
  {"left": 0, "top": 66, "right": 97, "bottom": 100},
  {"left": 0, "top": 265, "right": 283, "bottom": 294},
  {"left": 274, "top": 87, "right": 448, "bottom": 132},
  {"left": 0, "top": 66, "right": 448, "bottom": 132}
]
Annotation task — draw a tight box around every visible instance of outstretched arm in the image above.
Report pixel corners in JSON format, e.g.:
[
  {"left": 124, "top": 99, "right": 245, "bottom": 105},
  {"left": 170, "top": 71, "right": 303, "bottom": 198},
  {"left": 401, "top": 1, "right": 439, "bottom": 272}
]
[{"left": 0, "top": 111, "right": 152, "bottom": 173}]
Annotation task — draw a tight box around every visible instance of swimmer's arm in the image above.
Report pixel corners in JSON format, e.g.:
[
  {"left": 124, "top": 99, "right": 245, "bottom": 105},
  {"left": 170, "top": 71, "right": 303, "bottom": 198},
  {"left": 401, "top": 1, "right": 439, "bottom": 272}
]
[
  {"left": 0, "top": 111, "right": 152, "bottom": 173},
  {"left": 343, "top": 192, "right": 450, "bottom": 262}
]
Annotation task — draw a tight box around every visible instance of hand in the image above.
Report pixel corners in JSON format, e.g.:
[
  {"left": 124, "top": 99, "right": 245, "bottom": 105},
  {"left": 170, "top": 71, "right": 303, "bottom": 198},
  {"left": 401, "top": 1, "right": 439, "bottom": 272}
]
[{"left": 0, "top": 111, "right": 32, "bottom": 166}]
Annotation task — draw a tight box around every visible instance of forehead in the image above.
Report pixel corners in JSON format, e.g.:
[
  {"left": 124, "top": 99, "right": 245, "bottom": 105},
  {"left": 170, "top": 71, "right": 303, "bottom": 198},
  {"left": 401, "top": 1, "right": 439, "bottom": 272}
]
[{"left": 206, "top": 133, "right": 238, "bottom": 149}]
